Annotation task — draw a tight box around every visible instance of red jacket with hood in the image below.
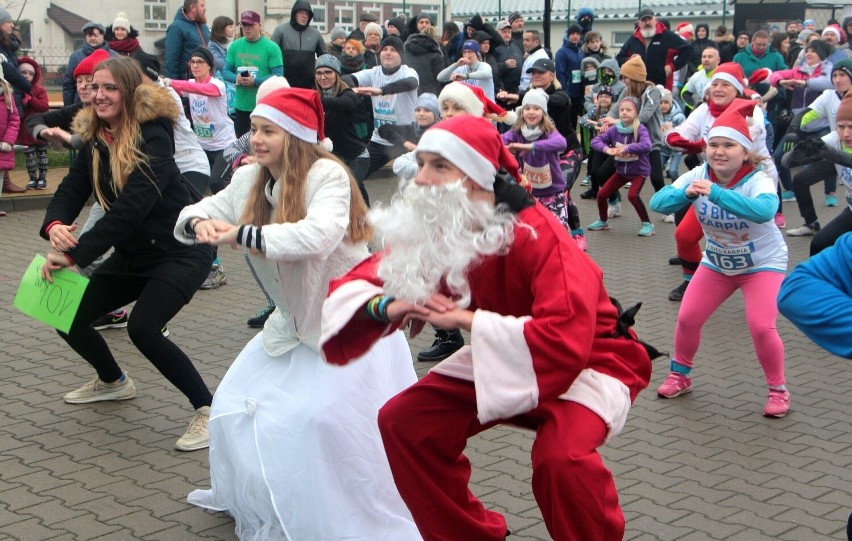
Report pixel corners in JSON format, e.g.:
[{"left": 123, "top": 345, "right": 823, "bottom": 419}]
[{"left": 16, "top": 57, "right": 49, "bottom": 146}]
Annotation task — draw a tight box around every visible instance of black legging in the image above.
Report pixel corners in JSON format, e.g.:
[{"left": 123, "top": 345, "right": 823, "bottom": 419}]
[
  {"left": 58, "top": 273, "right": 212, "bottom": 409},
  {"left": 792, "top": 160, "right": 838, "bottom": 226},
  {"left": 811, "top": 207, "right": 852, "bottom": 256}
]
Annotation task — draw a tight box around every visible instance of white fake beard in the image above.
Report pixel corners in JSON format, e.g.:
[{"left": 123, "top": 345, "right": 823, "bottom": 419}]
[{"left": 371, "top": 180, "right": 517, "bottom": 308}]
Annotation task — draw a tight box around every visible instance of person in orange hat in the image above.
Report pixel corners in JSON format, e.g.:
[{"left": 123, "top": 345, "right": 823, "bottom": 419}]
[{"left": 179, "top": 87, "right": 420, "bottom": 540}]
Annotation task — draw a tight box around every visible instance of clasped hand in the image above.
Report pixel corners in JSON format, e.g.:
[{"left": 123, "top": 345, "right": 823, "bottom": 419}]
[
  {"left": 194, "top": 219, "right": 240, "bottom": 249},
  {"left": 385, "top": 293, "right": 474, "bottom": 338},
  {"left": 685, "top": 178, "right": 713, "bottom": 197}
]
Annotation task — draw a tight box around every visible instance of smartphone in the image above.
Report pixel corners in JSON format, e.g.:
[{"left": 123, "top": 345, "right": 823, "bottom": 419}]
[{"left": 241, "top": 70, "right": 250, "bottom": 77}]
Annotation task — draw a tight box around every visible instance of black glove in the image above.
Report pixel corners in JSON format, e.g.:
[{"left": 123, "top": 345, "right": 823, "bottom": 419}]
[
  {"left": 781, "top": 136, "right": 825, "bottom": 168},
  {"left": 780, "top": 132, "right": 798, "bottom": 153},
  {"left": 818, "top": 139, "right": 852, "bottom": 168}
]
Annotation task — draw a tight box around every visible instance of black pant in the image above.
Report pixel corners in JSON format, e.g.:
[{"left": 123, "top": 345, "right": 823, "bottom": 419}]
[
  {"left": 792, "top": 160, "right": 838, "bottom": 226},
  {"left": 366, "top": 141, "right": 405, "bottom": 179},
  {"left": 347, "top": 155, "right": 371, "bottom": 206},
  {"left": 811, "top": 207, "right": 852, "bottom": 256},
  {"left": 234, "top": 110, "right": 252, "bottom": 138},
  {"left": 648, "top": 149, "right": 664, "bottom": 192},
  {"left": 58, "top": 273, "right": 212, "bottom": 409}
]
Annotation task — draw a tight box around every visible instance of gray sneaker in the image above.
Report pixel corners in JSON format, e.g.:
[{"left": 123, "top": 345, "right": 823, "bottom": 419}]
[
  {"left": 175, "top": 406, "right": 211, "bottom": 452},
  {"left": 64, "top": 373, "right": 136, "bottom": 404},
  {"left": 786, "top": 224, "right": 817, "bottom": 237}
]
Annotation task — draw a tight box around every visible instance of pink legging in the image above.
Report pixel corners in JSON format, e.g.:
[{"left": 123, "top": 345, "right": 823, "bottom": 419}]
[{"left": 675, "top": 266, "right": 786, "bottom": 387}]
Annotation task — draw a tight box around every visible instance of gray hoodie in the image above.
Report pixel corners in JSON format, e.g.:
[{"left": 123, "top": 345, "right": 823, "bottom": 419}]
[{"left": 584, "top": 58, "right": 626, "bottom": 114}]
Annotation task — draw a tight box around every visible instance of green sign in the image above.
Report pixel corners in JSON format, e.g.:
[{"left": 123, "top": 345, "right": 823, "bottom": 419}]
[{"left": 13, "top": 254, "right": 90, "bottom": 333}]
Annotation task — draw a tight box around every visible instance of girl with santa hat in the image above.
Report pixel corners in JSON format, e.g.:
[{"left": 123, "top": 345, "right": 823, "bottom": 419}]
[
  {"left": 176, "top": 87, "right": 421, "bottom": 540},
  {"left": 651, "top": 99, "right": 790, "bottom": 418}
]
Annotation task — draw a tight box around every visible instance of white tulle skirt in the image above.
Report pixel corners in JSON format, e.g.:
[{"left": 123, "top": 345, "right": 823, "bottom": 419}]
[{"left": 187, "top": 331, "right": 422, "bottom": 541}]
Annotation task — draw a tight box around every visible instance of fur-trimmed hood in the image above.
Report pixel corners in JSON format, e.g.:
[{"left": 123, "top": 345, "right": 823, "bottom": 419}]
[{"left": 73, "top": 83, "right": 179, "bottom": 142}]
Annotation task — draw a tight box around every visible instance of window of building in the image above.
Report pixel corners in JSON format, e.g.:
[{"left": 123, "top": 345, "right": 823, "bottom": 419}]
[
  {"left": 336, "top": 5, "right": 355, "bottom": 32},
  {"left": 17, "top": 19, "right": 32, "bottom": 49},
  {"left": 311, "top": 4, "right": 327, "bottom": 33},
  {"left": 612, "top": 31, "right": 633, "bottom": 48},
  {"left": 144, "top": 0, "right": 168, "bottom": 31}
]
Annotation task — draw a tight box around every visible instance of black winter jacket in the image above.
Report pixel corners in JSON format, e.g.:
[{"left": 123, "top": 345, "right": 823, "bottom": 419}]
[
  {"left": 320, "top": 87, "right": 368, "bottom": 162},
  {"left": 616, "top": 22, "right": 692, "bottom": 87},
  {"left": 403, "top": 33, "right": 446, "bottom": 95}
]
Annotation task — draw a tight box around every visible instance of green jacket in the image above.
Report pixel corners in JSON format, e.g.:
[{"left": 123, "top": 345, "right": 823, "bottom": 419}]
[{"left": 733, "top": 45, "right": 788, "bottom": 77}]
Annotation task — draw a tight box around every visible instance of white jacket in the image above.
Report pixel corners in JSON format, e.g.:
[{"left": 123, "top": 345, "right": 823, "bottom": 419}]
[{"left": 175, "top": 160, "right": 369, "bottom": 355}]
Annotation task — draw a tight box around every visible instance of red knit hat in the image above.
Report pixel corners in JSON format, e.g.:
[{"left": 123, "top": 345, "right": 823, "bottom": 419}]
[
  {"left": 414, "top": 115, "right": 521, "bottom": 191},
  {"left": 708, "top": 62, "right": 746, "bottom": 95},
  {"left": 707, "top": 98, "right": 757, "bottom": 150},
  {"left": 73, "top": 49, "right": 110, "bottom": 79},
  {"left": 251, "top": 87, "right": 332, "bottom": 150},
  {"left": 747, "top": 67, "right": 772, "bottom": 86}
]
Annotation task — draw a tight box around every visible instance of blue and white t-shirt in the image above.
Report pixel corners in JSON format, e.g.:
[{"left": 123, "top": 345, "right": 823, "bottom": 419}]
[{"left": 353, "top": 66, "right": 419, "bottom": 147}]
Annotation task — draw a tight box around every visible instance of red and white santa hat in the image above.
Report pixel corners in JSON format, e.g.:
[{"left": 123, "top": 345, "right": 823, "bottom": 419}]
[
  {"left": 676, "top": 22, "right": 694, "bottom": 39},
  {"left": 747, "top": 67, "right": 772, "bottom": 86},
  {"left": 708, "top": 62, "right": 746, "bottom": 95},
  {"left": 438, "top": 82, "right": 517, "bottom": 124},
  {"left": 822, "top": 24, "right": 846, "bottom": 44},
  {"left": 707, "top": 98, "right": 757, "bottom": 150},
  {"left": 251, "top": 87, "right": 332, "bottom": 150},
  {"left": 415, "top": 115, "right": 521, "bottom": 191}
]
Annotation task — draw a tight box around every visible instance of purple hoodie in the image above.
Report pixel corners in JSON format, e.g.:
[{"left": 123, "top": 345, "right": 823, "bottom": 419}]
[
  {"left": 590, "top": 123, "right": 652, "bottom": 177},
  {"left": 502, "top": 128, "right": 567, "bottom": 197}
]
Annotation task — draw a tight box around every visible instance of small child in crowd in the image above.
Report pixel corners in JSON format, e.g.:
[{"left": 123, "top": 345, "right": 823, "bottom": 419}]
[
  {"left": 385, "top": 92, "right": 441, "bottom": 186},
  {"left": 588, "top": 96, "right": 655, "bottom": 236},
  {"left": 502, "top": 89, "right": 573, "bottom": 237},
  {"left": 579, "top": 85, "right": 614, "bottom": 187},
  {"left": 16, "top": 57, "right": 50, "bottom": 190},
  {"left": 581, "top": 57, "right": 600, "bottom": 97},
  {"left": 658, "top": 88, "right": 686, "bottom": 181}
]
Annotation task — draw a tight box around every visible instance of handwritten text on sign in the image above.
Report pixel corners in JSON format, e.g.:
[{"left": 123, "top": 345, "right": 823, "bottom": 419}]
[{"left": 13, "top": 254, "right": 90, "bottom": 333}]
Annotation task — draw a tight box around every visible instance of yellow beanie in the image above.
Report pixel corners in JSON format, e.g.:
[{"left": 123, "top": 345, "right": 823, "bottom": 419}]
[{"left": 620, "top": 55, "right": 647, "bottom": 82}]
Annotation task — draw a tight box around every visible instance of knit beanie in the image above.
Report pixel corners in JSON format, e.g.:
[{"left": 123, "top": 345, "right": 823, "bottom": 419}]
[
  {"left": 112, "top": 12, "right": 130, "bottom": 31},
  {"left": 380, "top": 35, "right": 404, "bottom": 54},
  {"left": 597, "top": 85, "right": 614, "bottom": 98},
  {"left": 707, "top": 98, "right": 757, "bottom": 150},
  {"left": 807, "top": 39, "right": 831, "bottom": 61},
  {"left": 832, "top": 59, "right": 852, "bottom": 82},
  {"left": 387, "top": 17, "right": 406, "bottom": 35},
  {"left": 364, "top": 22, "right": 383, "bottom": 37},
  {"left": 659, "top": 88, "right": 673, "bottom": 103},
  {"left": 256, "top": 76, "right": 291, "bottom": 104},
  {"left": 797, "top": 29, "right": 814, "bottom": 43},
  {"left": 330, "top": 27, "right": 347, "bottom": 41},
  {"left": 252, "top": 87, "right": 332, "bottom": 150},
  {"left": 415, "top": 115, "right": 521, "bottom": 191},
  {"left": 462, "top": 40, "right": 481, "bottom": 55},
  {"left": 74, "top": 49, "right": 111, "bottom": 79},
  {"left": 836, "top": 91, "right": 852, "bottom": 124},
  {"left": 315, "top": 54, "right": 342, "bottom": 74},
  {"left": 620, "top": 55, "right": 647, "bottom": 82},
  {"left": 0, "top": 8, "right": 11, "bottom": 25},
  {"left": 190, "top": 46, "right": 215, "bottom": 69},
  {"left": 709, "top": 62, "right": 745, "bottom": 95},
  {"left": 567, "top": 24, "right": 583, "bottom": 36},
  {"left": 522, "top": 88, "right": 549, "bottom": 110},
  {"left": 133, "top": 50, "right": 160, "bottom": 81},
  {"left": 415, "top": 92, "right": 441, "bottom": 120}
]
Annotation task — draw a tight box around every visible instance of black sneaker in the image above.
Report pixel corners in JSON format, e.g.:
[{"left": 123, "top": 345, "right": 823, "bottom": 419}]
[
  {"left": 92, "top": 309, "right": 129, "bottom": 330},
  {"left": 668, "top": 281, "right": 689, "bottom": 302},
  {"left": 417, "top": 329, "right": 464, "bottom": 362},
  {"left": 247, "top": 305, "right": 275, "bottom": 328},
  {"left": 579, "top": 189, "right": 598, "bottom": 200},
  {"left": 36, "top": 178, "right": 47, "bottom": 190},
  {"left": 669, "top": 256, "right": 682, "bottom": 266},
  {"left": 26, "top": 178, "right": 37, "bottom": 190}
]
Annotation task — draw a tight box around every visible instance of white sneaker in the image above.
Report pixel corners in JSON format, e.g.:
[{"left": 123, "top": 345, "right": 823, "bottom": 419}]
[
  {"left": 607, "top": 202, "right": 622, "bottom": 218},
  {"left": 786, "top": 225, "right": 817, "bottom": 237},
  {"left": 175, "top": 406, "right": 211, "bottom": 451},
  {"left": 663, "top": 214, "right": 675, "bottom": 223},
  {"left": 64, "top": 373, "right": 136, "bottom": 404}
]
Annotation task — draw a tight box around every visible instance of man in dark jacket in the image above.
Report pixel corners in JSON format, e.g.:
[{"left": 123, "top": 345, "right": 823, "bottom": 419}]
[
  {"left": 404, "top": 26, "right": 445, "bottom": 95},
  {"left": 555, "top": 24, "right": 585, "bottom": 129},
  {"left": 271, "top": 0, "right": 326, "bottom": 89},
  {"left": 616, "top": 9, "right": 691, "bottom": 89},
  {"left": 721, "top": 31, "right": 750, "bottom": 63},
  {"left": 575, "top": 7, "right": 596, "bottom": 40},
  {"left": 508, "top": 12, "right": 524, "bottom": 51},
  {"left": 494, "top": 19, "right": 523, "bottom": 99},
  {"left": 164, "top": 0, "right": 210, "bottom": 79}
]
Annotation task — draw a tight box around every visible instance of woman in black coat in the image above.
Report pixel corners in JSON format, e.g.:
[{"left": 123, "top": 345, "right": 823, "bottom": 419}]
[
  {"left": 403, "top": 26, "right": 446, "bottom": 95},
  {"left": 40, "top": 58, "right": 215, "bottom": 452}
]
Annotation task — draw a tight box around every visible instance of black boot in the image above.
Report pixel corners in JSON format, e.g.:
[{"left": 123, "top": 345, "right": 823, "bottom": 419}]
[
  {"left": 668, "top": 256, "right": 682, "bottom": 266},
  {"left": 579, "top": 188, "right": 598, "bottom": 200},
  {"left": 417, "top": 328, "right": 464, "bottom": 362},
  {"left": 668, "top": 280, "right": 689, "bottom": 302}
]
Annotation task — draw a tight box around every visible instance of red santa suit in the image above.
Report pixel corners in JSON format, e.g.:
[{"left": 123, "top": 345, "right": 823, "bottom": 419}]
[{"left": 321, "top": 175, "right": 652, "bottom": 540}]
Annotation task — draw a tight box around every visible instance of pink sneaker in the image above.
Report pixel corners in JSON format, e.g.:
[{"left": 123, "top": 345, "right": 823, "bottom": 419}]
[
  {"left": 657, "top": 372, "right": 692, "bottom": 398},
  {"left": 763, "top": 389, "right": 791, "bottom": 418},
  {"left": 573, "top": 234, "right": 588, "bottom": 252},
  {"left": 774, "top": 213, "right": 786, "bottom": 229}
]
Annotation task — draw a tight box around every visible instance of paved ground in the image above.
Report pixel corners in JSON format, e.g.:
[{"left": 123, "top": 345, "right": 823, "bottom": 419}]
[{"left": 0, "top": 173, "right": 850, "bottom": 540}]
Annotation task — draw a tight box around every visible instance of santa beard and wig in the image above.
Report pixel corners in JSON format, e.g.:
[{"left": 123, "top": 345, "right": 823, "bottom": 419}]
[{"left": 371, "top": 180, "right": 518, "bottom": 308}]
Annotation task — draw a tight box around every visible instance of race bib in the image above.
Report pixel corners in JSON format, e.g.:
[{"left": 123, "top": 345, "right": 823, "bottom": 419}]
[
  {"left": 525, "top": 162, "right": 552, "bottom": 190},
  {"left": 705, "top": 239, "right": 756, "bottom": 271},
  {"left": 571, "top": 70, "right": 582, "bottom": 84},
  {"left": 193, "top": 121, "right": 215, "bottom": 139}
]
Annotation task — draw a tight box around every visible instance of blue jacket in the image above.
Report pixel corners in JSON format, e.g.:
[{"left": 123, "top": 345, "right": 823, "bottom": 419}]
[
  {"left": 778, "top": 231, "right": 852, "bottom": 359},
  {"left": 555, "top": 38, "right": 584, "bottom": 98},
  {"left": 164, "top": 8, "right": 211, "bottom": 78},
  {"left": 62, "top": 43, "right": 119, "bottom": 106},
  {"left": 591, "top": 124, "right": 652, "bottom": 177}
]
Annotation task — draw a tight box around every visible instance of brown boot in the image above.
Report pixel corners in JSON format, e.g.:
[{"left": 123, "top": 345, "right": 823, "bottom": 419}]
[{"left": 2, "top": 176, "right": 26, "bottom": 194}]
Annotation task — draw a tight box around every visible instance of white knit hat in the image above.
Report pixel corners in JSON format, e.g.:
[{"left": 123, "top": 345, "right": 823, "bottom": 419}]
[
  {"left": 521, "top": 88, "right": 549, "bottom": 110},
  {"left": 113, "top": 12, "right": 130, "bottom": 31}
]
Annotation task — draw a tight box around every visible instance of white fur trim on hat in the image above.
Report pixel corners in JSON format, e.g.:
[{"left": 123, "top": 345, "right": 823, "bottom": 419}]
[
  {"left": 415, "top": 129, "right": 497, "bottom": 190},
  {"left": 707, "top": 125, "right": 752, "bottom": 150},
  {"left": 251, "top": 103, "right": 318, "bottom": 143},
  {"left": 438, "top": 82, "right": 484, "bottom": 117},
  {"left": 709, "top": 71, "right": 744, "bottom": 94},
  {"left": 823, "top": 26, "right": 842, "bottom": 40}
]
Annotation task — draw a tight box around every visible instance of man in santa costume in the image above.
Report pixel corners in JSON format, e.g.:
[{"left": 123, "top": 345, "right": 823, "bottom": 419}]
[{"left": 320, "top": 115, "right": 654, "bottom": 541}]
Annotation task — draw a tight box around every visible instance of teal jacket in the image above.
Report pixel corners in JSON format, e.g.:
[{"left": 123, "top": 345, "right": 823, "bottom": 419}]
[{"left": 732, "top": 45, "right": 788, "bottom": 77}]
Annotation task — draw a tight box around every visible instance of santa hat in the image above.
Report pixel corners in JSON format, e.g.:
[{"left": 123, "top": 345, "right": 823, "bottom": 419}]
[
  {"left": 256, "top": 76, "right": 290, "bottom": 104},
  {"left": 677, "top": 22, "right": 694, "bottom": 39},
  {"left": 823, "top": 24, "right": 846, "bottom": 44},
  {"left": 438, "top": 82, "right": 517, "bottom": 124},
  {"left": 252, "top": 87, "right": 333, "bottom": 151},
  {"left": 415, "top": 115, "right": 521, "bottom": 191},
  {"left": 707, "top": 98, "right": 757, "bottom": 150},
  {"left": 747, "top": 67, "right": 772, "bottom": 86},
  {"left": 73, "top": 49, "right": 110, "bottom": 79},
  {"left": 708, "top": 62, "right": 745, "bottom": 95}
]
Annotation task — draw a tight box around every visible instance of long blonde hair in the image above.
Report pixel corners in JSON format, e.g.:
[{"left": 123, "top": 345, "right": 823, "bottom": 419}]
[
  {"left": 240, "top": 131, "right": 372, "bottom": 243},
  {"left": 83, "top": 58, "right": 163, "bottom": 210}
]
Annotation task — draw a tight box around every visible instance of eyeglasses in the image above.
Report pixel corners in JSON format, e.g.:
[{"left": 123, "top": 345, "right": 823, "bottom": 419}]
[
  {"left": 315, "top": 70, "right": 336, "bottom": 78},
  {"left": 87, "top": 83, "right": 119, "bottom": 93},
  {"left": 189, "top": 60, "right": 207, "bottom": 65}
]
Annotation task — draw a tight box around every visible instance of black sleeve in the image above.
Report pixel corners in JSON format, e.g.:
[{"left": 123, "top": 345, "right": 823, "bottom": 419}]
[
  {"left": 380, "top": 76, "right": 419, "bottom": 95},
  {"left": 671, "top": 33, "right": 693, "bottom": 70},
  {"left": 342, "top": 74, "right": 359, "bottom": 87},
  {"left": 320, "top": 88, "right": 359, "bottom": 113},
  {"left": 27, "top": 102, "right": 83, "bottom": 140},
  {"left": 616, "top": 41, "right": 631, "bottom": 66},
  {"left": 40, "top": 148, "right": 94, "bottom": 239}
]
